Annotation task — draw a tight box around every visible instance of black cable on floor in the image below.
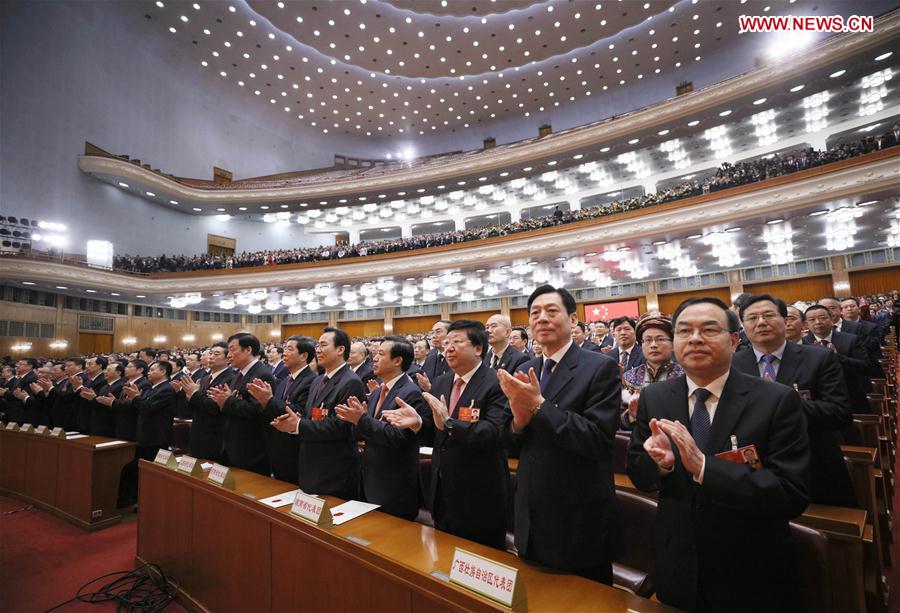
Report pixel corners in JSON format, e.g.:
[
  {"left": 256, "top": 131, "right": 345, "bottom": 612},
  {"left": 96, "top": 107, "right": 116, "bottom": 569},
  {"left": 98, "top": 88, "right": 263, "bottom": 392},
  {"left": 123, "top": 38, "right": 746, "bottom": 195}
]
[{"left": 44, "top": 562, "right": 178, "bottom": 613}]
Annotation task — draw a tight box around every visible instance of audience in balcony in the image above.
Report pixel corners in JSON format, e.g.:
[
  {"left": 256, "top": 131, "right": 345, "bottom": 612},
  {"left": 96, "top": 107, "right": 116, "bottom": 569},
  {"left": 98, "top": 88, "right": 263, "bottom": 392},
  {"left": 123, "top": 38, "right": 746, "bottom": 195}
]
[{"left": 109, "top": 136, "right": 892, "bottom": 274}]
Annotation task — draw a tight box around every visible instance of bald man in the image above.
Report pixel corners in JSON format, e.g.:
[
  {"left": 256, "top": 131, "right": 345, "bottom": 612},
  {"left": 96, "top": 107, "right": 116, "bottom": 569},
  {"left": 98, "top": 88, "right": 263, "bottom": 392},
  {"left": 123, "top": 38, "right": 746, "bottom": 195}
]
[
  {"left": 484, "top": 314, "right": 530, "bottom": 374},
  {"left": 348, "top": 341, "right": 376, "bottom": 387}
]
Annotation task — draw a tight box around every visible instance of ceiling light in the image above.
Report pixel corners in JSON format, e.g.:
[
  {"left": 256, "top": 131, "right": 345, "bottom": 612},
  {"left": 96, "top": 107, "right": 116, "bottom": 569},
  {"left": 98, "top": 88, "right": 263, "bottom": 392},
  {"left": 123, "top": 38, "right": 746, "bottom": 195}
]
[
  {"left": 753, "top": 98, "right": 766, "bottom": 105},
  {"left": 118, "top": 182, "right": 129, "bottom": 188},
  {"left": 687, "top": 120, "right": 700, "bottom": 127},
  {"left": 790, "top": 84, "right": 805, "bottom": 92},
  {"left": 145, "top": 191, "right": 156, "bottom": 197},
  {"left": 875, "top": 51, "right": 893, "bottom": 61},
  {"left": 829, "top": 70, "right": 846, "bottom": 78}
]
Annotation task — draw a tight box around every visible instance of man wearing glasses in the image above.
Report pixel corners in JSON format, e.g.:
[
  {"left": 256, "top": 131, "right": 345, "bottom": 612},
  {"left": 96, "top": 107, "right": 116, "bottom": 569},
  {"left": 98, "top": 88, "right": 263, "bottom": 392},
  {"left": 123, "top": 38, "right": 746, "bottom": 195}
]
[{"left": 627, "top": 297, "right": 810, "bottom": 612}]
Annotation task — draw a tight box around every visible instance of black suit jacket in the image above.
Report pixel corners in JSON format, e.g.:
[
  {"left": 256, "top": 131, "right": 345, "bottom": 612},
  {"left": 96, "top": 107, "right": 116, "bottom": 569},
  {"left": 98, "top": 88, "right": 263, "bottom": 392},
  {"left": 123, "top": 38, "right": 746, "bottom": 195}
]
[
  {"left": 596, "top": 335, "right": 615, "bottom": 350},
  {"left": 51, "top": 373, "right": 89, "bottom": 432},
  {"left": 483, "top": 345, "right": 530, "bottom": 375},
  {"left": 221, "top": 360, "right": 276, "bottom": 476},
  {"left": 842, "top": 318, "right": 885, "bottom": 377},
  {"left": 420, "top": 349, "right": 450, "bottom": 386},
  {"left": 356, "top": 373, "right": 426, "bottom": 520},
  {"left": 112, "top": 377, "right": 150, "bottom": 441},
  {"left": 627, "top": 369, "right": 810, "bottom": 612},
  {"left": 187, "top": 368, "right": 234, "bottom": 462},
  {"left": 504, "top": 345, "right": 623, "bottom": 569},
  {"left": 263, "top": 366, "right": 316, "bottom": 484},
  {"left": 3, "top": 370, "right": 37, "bottom": 424},
  {"left": 733, "top": 344, "right": 855, "bottom": 507},
  {"left": 296, "top": 363, "right": 366, "bottom": 498},
  {"left": 89, "top": 378, "right": 124, "bottom": 437},
  {"left": 352, "top": 362, "right": 377, "bottom": 388},
  {"left": 607, "top": 344, "right": 644, "bottom": 370},
  {"left": 803, "top": 330, "right": 872, "bottom": 411},
  {"left": 423, "top": 363, "right": 510, "bottom": 550},
  {"left": 76, "top": 374, "right": 106, "bottom": 434},
  {"left": 133, "top": 381, "right": 175, "bottom": 448},
  {"left": 579, "top": 340, "right": 603, "bottom": 353}
]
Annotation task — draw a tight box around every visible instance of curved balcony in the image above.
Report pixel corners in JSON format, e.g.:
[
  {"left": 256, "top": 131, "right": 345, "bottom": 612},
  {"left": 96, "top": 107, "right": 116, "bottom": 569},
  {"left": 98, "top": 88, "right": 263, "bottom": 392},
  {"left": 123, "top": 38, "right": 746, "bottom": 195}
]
[{"left": 78, "top": 12, "right": 900, "bottom": 209}]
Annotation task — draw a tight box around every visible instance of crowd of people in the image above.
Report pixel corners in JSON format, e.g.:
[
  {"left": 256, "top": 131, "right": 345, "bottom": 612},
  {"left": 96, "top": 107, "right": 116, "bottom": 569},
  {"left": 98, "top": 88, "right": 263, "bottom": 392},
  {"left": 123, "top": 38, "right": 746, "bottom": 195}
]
[
  {"left": 1, "top": 286, "right": 896, "bottom": 610},
  {"left": 111, "top": 131, "right": 898, "bottom": 274}
]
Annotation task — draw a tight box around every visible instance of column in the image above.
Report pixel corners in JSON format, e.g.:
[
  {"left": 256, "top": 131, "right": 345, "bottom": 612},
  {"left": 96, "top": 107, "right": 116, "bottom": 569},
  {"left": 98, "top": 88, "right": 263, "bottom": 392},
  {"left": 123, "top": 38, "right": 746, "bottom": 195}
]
[
  {"left": 400, "top": 223, "right": 412, "bottom": 238},
  {"left": 509, "top": 208, "right": 521, "bottom": 222},
  {"left": 347, "top": 228, "right": 360, "bottom": 244},
  {"left": 642, "top": 180, "right": 657, "bottom": 195},
  {"left": 568, "top": 197, "right": 582, "bottom": 212},
  {"left": 383, "top": 308, "right": 394, "bottom": 334},
  {"left": 440, "top": 302, "right": 451, "bottom": 320},
  {"left": 728, "top": 270, "right": 744, "bottom": 304},
  {"left": 328, "top": 311, "right": 338, "bottom": 327},
  {"left": 830, "top": 256, "right": 851, "bottom": 297},
  {"left": 645, "top": 283, "right": 660, "bottom": 313},
  {"left": 499, "top": 296, "right": 511, "bottom": 318}
]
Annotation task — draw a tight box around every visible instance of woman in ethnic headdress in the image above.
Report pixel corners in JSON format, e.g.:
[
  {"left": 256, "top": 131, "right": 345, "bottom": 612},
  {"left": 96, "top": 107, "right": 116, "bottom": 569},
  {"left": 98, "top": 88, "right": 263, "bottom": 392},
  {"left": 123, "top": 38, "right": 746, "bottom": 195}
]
[{"left": 618, "top": 311, "right": 684, "bottom": 430}]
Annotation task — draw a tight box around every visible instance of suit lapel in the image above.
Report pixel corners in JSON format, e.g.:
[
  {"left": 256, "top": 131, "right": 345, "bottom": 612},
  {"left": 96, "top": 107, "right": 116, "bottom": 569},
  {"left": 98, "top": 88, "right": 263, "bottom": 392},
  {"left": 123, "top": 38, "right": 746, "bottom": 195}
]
[
  {"left": 775, "top": 343, "right": 801, "bottom": 386},
  {"left": 706, "top": 369, "right": 752, "bottom": 453},
  {"left": 669, "top": 376, "right": 690, "bottom": 426},
  {"left": 541, "top": 344, "right": 579, "bottom": 403}
]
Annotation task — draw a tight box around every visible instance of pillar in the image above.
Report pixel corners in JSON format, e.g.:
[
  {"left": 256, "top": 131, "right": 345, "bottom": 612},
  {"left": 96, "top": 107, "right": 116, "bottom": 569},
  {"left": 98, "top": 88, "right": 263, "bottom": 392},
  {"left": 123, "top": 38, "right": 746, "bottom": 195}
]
[
  {"left": 499, "top": 296, "right": 511, "bottom": 318},
  {"left": 830, "top": 256, "right": 852, "bottom": 297},
  {"left": 728, "top": 270, "right": 744, "bottom": 305},
  {"left": 383, "top": 308, "right": 394, "bottom": 334}
]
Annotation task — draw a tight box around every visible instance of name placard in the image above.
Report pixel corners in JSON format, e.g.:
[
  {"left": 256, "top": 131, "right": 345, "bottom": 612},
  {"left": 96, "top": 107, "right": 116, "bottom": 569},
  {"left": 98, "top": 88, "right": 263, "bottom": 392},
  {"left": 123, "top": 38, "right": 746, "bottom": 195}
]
[
  {"left": 19, "top": 423, "right": 34, "bottom": 433},
  {"left": 290, "top": 491, "right": 332, "bottom": 527},
  {"left": 5, "top": 422, "right": 19, "bottom": 431},
  {"left": 34, "top": 425, "right": 49, "bottom": 435},
  {"left": 153, "top": 449, "right": 177, "bottom": 469},
  {"left": 177, "top": 455, "right": 203, "bottom": 476},
  {"left": 449, "top": 548, "right": 526, "bottom": 610},
  {"left": 50, "top": 427, "right": 66, "bottom": 438},
  {"left": 207, "top": 463, "right": 236, "bottom": 489}
]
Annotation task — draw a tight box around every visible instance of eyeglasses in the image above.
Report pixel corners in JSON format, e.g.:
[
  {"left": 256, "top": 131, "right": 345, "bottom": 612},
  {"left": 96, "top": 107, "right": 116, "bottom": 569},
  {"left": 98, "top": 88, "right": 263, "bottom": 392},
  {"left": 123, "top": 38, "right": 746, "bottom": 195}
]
[
  {"left": 641, "top": 336, "right": 671, "bottom": 345},
  {"left": 674, "top": 326, "right": 729, "bottom": 339},
  {"left": 743, "top": 311, "right": 781, "bottom": 325},
  {"left": 443, "top": 339, "right": 472, "bottom": 349}
]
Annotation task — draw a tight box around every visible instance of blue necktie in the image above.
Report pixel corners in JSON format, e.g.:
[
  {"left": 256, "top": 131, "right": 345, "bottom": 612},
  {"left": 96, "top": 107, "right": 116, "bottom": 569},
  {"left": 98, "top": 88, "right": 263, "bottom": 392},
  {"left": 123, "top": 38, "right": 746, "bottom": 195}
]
[
  {"left": 760, "top": 354, "right": 777, "bottom": 382},
  {"left": 539, "top": 359, "right": 556, "bottom": 393},
  {"left": 691, "top": 388, "right": 712, "bottom": 453}
]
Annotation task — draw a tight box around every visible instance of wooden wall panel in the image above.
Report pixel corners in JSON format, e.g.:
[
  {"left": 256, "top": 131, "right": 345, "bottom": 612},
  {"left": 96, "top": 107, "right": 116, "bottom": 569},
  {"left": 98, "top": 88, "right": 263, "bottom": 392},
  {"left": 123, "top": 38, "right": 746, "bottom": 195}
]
[
  {"left": 449, "top": 310, "right": 495, "bottom": 323},
  {"left": 78, "top": 332, "right": 113, "bottom": 355},
  {"left": 282, "top": 323, "right": 328, "bottom": 339},
  {"left": 339, "top": 319, "right": 386, "bottom": 337},
  {"left": 657, "top": 287, "right": 732, "bottom": 315},
  {"left": 744, "top": 275, "right": 833, "bottom": 304},
  {"left": 392, "top": 315, "right": 437, "bottom": 335},
  {"left": 510, "top": 308, "right": 529, "bottom": 327},
  {"left": 849, "top": 267, "right": 900, "bottom": 296}
]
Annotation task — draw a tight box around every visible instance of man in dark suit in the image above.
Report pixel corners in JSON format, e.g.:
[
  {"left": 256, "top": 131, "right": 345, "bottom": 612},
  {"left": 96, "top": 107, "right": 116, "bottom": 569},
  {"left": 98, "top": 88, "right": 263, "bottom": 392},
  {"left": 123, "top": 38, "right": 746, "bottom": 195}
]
[
  {"left": 247, "top": 335, "right": 317, "bottom": 484},
  {"left": 803, "top": 304, "right": 873, "bottom": 412},
  {"left": 171, "top": 352, "right": 204, "bottom": 419},
  {"left": 51, "top": 358, "right": 89, "bottom": 431},
  {"left": 336, "top": 336, "right": 426, "bottom": 520},
  {"left": 498, "top": 285, "right": 622, "bottom": 584},
  {"left": 267, "top": 346, "right": 289, "bottom": 381},
  {"left": 208, "top": 333, "right": 276, "bottom": 476},
  {"left": 735, "top": 294, "right": 855, "bottom": 507},
  {"left": 102, "top": 359, "right": 151, "bottom": 508},
  {"left": 348, "top": 342, "right": 377, "bottom": 387},
  {"left": 122, "top": 360, "right": 175, "bottom": 465},
  {"left": 82, "top": 361, "right": 125, "bottom": 437},
  {"left": 834, "top": 296, "right": 886, "bottom": 377},
  {"left": 21, "top": 362, "right": 66, "bottom": 426},
  {"left": 4, "top": 358, "right": 38, "bottom": 423},
  {"left": 484, "top": 314, "right": 530, "bottom": 374},
  {"left": 571, "top": 321, "right": 602, "bottom": 353},
  {"left": 75, "top": 356, "right": 107, "bottom": 433},
  {"left": 591, "top": 321, "right": 615, "bottom": 350},
  {"left": 607, "top": 316, "right": 645, "bottom": 371},
  {"left": 175, "top": 342, "right": 233, "bottom": 463},
  {"left": 628, "top": 297, "right": 810, "bottom": 612},
  {"left": 272, "top": 327, "right": 366, "bottom": 498},
  {"left": 509, "top": 326, "right": 534, "bottom": 359},
  {"left": 415, "top": 319, "right": 451, "bottom": 390},
  {"left": 386, "top": 320, "right": 510, "bottom": 550}
]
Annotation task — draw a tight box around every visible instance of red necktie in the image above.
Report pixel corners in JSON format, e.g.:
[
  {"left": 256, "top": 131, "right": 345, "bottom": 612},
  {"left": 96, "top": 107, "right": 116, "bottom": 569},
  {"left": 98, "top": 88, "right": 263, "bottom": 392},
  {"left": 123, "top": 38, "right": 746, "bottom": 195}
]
[
  {"left": 448, "top": 377, "right": 465, "bottom": 415},
  {"left": 374, "top": 385, "right": 389, "bottom": 417}
]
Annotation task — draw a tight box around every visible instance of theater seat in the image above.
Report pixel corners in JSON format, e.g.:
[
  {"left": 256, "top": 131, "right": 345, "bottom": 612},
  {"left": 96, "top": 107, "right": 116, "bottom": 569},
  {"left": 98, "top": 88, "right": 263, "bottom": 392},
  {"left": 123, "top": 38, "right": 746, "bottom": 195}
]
[
  {"left": 790, "top": 523, "right": 830, "bottom": 612},
  {"left": 614, "top": 433, "right": 630, "bottom": 474},
  {"left": 612, "top": 490, "right": 657, "bottom": 598}
]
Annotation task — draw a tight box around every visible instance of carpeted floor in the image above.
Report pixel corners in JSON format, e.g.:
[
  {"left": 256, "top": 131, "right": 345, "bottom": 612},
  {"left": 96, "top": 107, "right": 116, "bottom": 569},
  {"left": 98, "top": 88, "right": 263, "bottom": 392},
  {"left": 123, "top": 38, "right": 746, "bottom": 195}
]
[{"left": 0, "top": 496, "right": 184, "bottom": 612}]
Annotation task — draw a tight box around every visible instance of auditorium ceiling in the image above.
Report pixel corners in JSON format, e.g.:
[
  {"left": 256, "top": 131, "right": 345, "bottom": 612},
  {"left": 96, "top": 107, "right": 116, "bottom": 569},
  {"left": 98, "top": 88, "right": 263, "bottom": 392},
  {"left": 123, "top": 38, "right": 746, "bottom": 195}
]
[{"left": 137, "top": 0, "right": 898, "bottom": 145}]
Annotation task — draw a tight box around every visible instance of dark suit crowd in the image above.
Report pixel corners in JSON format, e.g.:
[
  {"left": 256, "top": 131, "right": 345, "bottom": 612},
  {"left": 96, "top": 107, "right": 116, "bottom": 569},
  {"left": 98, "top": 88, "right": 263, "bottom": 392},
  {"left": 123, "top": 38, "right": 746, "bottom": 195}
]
[
  {"left": 111, "top": 132, "right": 897, "bottom": 274},
  {"left": 1, "top": 287, "right": 896, "bottom": 611}
]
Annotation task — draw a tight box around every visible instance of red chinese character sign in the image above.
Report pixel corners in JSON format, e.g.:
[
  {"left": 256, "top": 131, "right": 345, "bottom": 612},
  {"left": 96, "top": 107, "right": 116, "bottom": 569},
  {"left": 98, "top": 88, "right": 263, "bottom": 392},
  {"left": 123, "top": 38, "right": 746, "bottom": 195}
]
[
  {"left": 290, "top": 491, "right": 333, "bottom": 527},
  {"left": 583, "top": 299, "right": 640, "bottom": 323},
  {"left": 449, "top": 548, "right": 526, "bottom": 610}
]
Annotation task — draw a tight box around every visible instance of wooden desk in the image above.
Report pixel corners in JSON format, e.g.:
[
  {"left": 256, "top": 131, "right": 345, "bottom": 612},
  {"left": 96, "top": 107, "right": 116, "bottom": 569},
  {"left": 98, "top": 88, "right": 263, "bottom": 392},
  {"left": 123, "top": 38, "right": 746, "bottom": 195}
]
[
  {"left": 0, "top": 428, "right": 135, "bottom": 530},
  {"left": 137, "top": 460, "right": 674, "bottom": 612}
]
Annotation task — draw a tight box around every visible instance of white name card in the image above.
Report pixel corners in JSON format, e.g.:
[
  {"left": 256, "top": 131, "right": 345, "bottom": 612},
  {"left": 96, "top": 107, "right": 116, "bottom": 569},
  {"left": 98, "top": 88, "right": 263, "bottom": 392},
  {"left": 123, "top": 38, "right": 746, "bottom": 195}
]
[
  {"left": 19, "top": 423, "right": 34, "bottom": 433},
  {"left": 5, "top": 422, "right": 18, "bottom": 431},
  {"left": 207, "top": 463, "right": 235, "bottom": 489},
  {"left": 34, "top": 425, "right": 48, "bottom": 435},
  {"left": 153, "top": 449, "right": 177, "bottom": 469},
  {"left": 449, "top": 548, "right": 526, "bottom": 610},
  {"left": 50, "top": 427, "right": 66, "bottom": 438},
  {"left": 290, "top": 491, "right": 332, "bottom": 527},
  {"left": 177, "top": 455, "right": 203, "bottom": 476}
]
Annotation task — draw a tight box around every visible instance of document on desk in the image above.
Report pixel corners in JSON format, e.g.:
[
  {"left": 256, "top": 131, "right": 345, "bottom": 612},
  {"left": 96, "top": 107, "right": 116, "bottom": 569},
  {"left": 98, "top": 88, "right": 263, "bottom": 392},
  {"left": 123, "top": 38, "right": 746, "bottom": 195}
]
[
  {"left": 200, "top": 462, "right": 213, "bottom": 470},
  {"left": 95, "top": 440, "right": 129, "bottom": 448},
  {"left": 330, "top": 500, "right": 380, "bottom": 526},
  {"left": 258, "top": 489, "right": 302, "bottom": 509}
]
